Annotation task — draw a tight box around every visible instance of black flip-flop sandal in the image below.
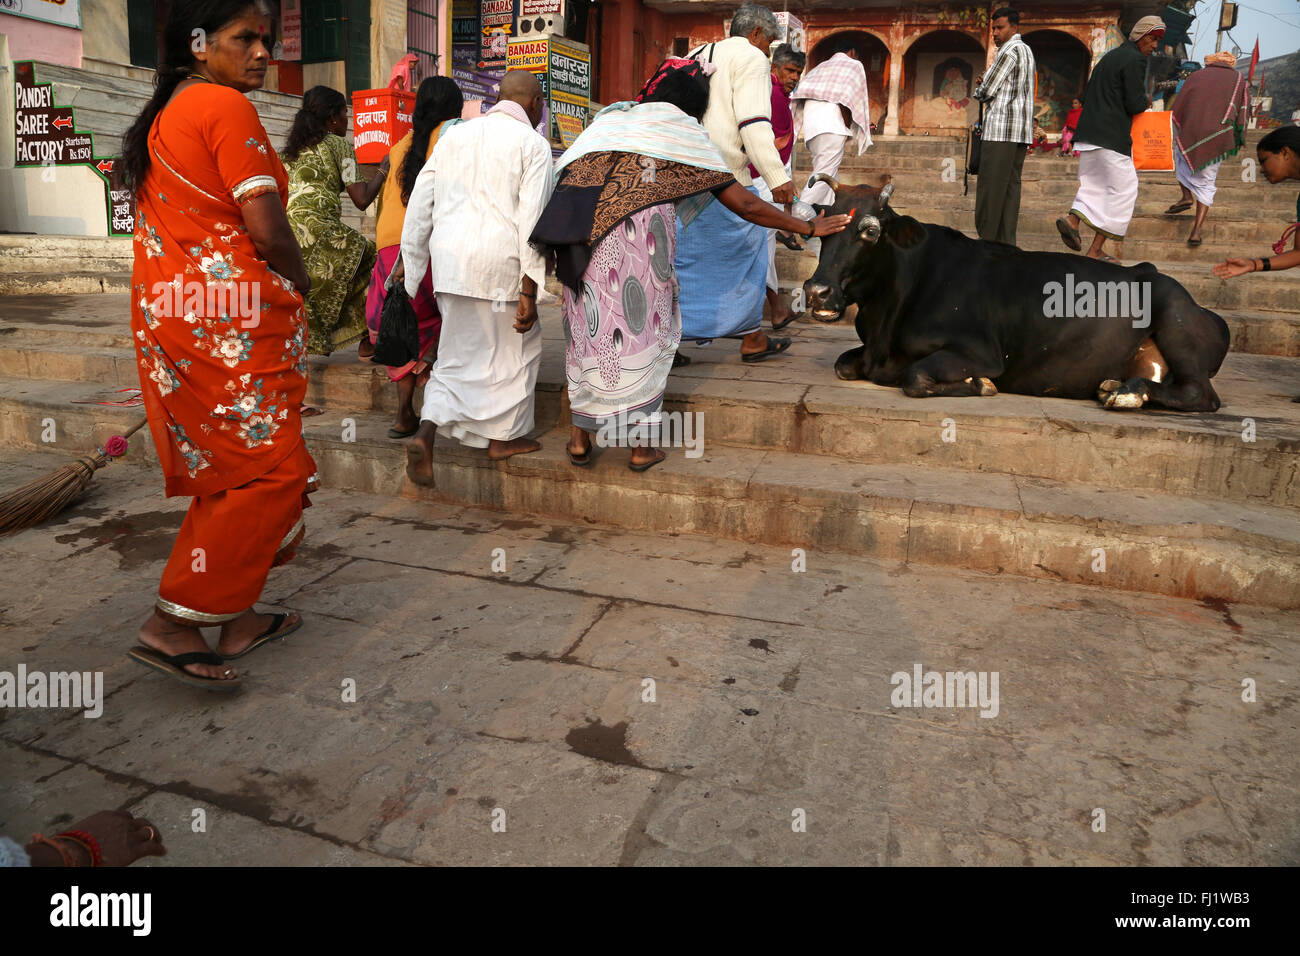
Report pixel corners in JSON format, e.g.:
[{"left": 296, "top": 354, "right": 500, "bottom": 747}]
[
  {"left": 1165, "top": 200, "right": 1193, "bottom": 215},
  {"left": 128, "top": 646, "right": 242, "bottom": 691},
  {"left": 672, "top": 352, "right": 691, "bottom": 368},
  {"left": 741, "top": 337, "right": 791, "bottom": 363},
  {"left": 1186, "top": 237, "right": 1203, "bottom": 247},
  {"left": 771, "top": 311, "right": 798, "bottom": 331},
  {"left": 388, "top": 425, "right": 419, "bottom": 439},
  {"left": 567, "top": 445, "right": 592, "bottom": 467},
  {"left": 1055, "top": 217, "right": 1082, "bottom": 251},
  {"left": 221, "top": 613, "right": 302, "bottom": 661},
  {"left": 628, "top": 449, "right": 667, "bottom": 472},
  {"left": 775, "top": 232, "right": 805, "bottom": 251}
]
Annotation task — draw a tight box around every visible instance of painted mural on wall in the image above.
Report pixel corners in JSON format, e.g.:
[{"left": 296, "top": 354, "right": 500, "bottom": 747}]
[
  {"left": 1090, "top": 25, "right": 1125, "bottom": 70},
  {"left": 934, "top": 5, "right": 988, "bottom": 30},
  {"left": 12, "top": 61, "right": 132, "bottom": 236},
  {"left": 910, "top": 52, "right": 981, "bottom": 128},
  {"left": 1034, "top": 57, "right": 1086, "bottom": 132}
]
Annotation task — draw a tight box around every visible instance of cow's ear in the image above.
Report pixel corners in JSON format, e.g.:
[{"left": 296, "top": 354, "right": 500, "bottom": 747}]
[{"left": 886, "top": 216, "right": 926, "bottom": 249}]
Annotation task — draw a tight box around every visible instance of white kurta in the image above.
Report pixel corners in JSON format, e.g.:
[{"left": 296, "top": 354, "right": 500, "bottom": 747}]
[{"left": 400, "top": 110, "right": 554, "bottom": 448}]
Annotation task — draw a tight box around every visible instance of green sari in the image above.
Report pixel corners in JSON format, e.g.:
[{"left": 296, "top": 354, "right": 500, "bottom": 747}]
[{"left": 284, "top": 133, "right": 377, "bottom": 355}]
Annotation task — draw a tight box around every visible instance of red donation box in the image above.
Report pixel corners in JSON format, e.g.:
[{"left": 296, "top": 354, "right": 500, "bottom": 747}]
[{"left": 351, "top": 89, "right": 415, "bottom": 164}]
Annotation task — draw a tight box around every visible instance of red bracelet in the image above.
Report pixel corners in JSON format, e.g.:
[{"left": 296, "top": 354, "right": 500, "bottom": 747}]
[{"left": 56, "top": 830, "right": 102, "bottom": 867}]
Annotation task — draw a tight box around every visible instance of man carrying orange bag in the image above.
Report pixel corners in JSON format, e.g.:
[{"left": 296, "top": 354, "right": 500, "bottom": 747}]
[{"left": 1055, "top": 16, "right": 1165, "bottom": 262}]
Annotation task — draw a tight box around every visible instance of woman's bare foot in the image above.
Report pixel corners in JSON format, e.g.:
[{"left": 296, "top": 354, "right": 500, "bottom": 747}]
[
  {"left": 567, "top": 426, "right": 592, "bottom": 461},
  {"left": 628, "top": 446, "right": 667, "bottom": 471},
  {"left": 216, "top": 609, "right": 300, "bottom": 658},
  {"left": 393, "top": 375, "right": 419, "bottom": 433},
  {"left": 405, "top": 421, "right": 438, "bottom": 485},
  {"left": 138, "top": 613, "right": 234, "bottom": 681},
  {"left": 488, "top": 437, "right": 541, "bottom": 460}
]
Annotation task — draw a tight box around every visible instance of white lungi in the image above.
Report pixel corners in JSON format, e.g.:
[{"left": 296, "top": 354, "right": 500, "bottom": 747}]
[
  {"left": 1070, "top": 144, "right": 1139, "bottom": 240},
  {"left": 1174, "top": 149, "right": 1221, "bottom": 207},
  {"left": 420, "top": 292, "right": 542, "bottom": 448}
]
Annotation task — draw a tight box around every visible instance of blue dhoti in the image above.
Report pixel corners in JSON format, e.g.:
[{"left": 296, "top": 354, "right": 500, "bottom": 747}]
[{"left": 675, "top": 185, "right": 767, "bottom": 340}]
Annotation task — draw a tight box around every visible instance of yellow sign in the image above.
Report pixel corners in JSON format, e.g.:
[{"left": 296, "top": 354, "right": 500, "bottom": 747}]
[{"left": 508, "top": 37, "right": 549, "bottom": 73}]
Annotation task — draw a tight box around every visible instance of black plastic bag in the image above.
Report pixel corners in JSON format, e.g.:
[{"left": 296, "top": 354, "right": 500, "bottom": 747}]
[{"left": 372, "top": 278, "right": 420, "bottom": 367}]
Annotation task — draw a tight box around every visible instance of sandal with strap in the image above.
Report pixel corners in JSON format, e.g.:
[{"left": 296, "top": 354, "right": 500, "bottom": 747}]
[
  {"left": 221, "top": 612, "right": 302, "bottom": 661},
  {"left": 127, "top": 646, "right": 242, "bottom": 691},
  {"left": 741, "top": 336, "right": 792, "bottom": 363}
]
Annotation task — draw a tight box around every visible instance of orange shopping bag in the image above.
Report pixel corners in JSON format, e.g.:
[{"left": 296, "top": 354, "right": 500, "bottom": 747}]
[{"left": 1131, "top": 110, "right": 1174, "bottom": 171}]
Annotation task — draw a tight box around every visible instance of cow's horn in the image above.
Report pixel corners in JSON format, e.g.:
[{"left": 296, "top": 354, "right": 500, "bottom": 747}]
[
  {"left": 806, "top": 172, "right": 841, "bottom": 194},
  {"left": 879, "top": 183, "right": 895, "bottom": 204}
]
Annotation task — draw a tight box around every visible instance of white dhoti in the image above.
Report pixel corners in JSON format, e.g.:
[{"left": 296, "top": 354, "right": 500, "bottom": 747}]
[
  {"left": 1070, "top": 145, "right": 1140, "bottom": 240},
  {"left": 1174, "top": 149, "right": 1221, "bottom": 206},
  {"left": 801, "top": 132, "right": 849, "bottom": 206},
  {"left": 421, "top": 292, "right": 542, "bottom": 448}
]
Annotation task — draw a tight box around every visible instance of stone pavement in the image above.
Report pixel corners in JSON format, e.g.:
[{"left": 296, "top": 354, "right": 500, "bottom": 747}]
[{"left": 1, "top": 448, "right": 1297, "bottom": 866}]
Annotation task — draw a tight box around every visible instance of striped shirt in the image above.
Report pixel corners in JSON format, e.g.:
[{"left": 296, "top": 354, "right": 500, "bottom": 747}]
[{"left": 974, "top": 34, "right": 1036, "bottom": 144}]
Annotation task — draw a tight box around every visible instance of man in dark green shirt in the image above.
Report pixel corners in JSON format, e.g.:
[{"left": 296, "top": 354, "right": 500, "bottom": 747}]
[{"left": 1055, "top": 16, "right": 1164, "bottom": 261}]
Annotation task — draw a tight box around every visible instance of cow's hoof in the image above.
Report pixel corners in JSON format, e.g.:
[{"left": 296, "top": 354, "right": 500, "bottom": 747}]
[
  {"left": 812, "top": 309, "right": 843, "bottom": 323},
  {"left": 1096, "top": 379, "right": 1123, "bottom": 402},
  {"left": 1098, "top": 379, "right": 1148, "bottom": 410},
  {"left": 973, "top": 376, "right": 998, "bottom": 396}
]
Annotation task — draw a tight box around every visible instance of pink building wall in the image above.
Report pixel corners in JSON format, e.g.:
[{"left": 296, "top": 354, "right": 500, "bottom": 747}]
[{"left": 0, "top": 14, "right": 83, "bottom": 67}]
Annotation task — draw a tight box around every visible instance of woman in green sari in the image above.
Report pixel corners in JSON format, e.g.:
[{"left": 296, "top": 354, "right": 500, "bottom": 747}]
[{"left": 282, "top": 86, "right": 386, "bottom": 356}]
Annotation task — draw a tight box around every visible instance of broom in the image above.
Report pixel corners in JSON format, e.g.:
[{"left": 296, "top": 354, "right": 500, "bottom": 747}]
[{"left": 0, "top": 418, "right": 148, "bottom": 535}]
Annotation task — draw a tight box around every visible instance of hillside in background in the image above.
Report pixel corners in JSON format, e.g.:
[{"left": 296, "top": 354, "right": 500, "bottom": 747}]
[{"left": 1238, "top": 51, "right": 1300, "bottom": 125}]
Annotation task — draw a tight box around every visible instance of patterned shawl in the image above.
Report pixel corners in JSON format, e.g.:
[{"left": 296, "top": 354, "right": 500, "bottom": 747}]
[
  {"left": 1173, "top": 63, "right": 1250, "bottom": 173},
  {"left": 535, "top": 102, "right": 735, "bottom": 292},
  {"left": 791, "top": 53, "right": 872, "bottom": 155}
]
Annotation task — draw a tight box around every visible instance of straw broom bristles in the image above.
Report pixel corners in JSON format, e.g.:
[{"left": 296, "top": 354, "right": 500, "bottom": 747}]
[{"left": 0, "top": 418, "right": 148, "bottom": 535}]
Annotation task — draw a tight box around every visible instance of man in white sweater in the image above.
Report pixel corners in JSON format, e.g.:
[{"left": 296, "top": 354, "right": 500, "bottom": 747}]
[
  {"left": 402, "top": 71, "right": 554, "bottom": 482},
  {"left": 677, "top": 3, "right": 796, "bottom": 362}
]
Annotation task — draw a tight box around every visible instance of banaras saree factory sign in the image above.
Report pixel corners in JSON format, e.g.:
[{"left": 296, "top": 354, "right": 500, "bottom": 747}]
[{"left": 12, "top": 61, "right": 133, "bottom": 235}]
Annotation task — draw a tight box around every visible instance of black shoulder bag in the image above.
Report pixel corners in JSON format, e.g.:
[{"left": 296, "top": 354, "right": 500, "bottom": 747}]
[{"left": 965, "top": 101, "right": 984, "bottom": 196}]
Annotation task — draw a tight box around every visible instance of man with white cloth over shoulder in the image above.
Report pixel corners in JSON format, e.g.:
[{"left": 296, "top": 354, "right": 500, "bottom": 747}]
[
  {"left": 402, "top": 70, "right": 554, "bottom": 484},
  {"left": 792, "top": 40, "right": 872, "bottom": 208}
]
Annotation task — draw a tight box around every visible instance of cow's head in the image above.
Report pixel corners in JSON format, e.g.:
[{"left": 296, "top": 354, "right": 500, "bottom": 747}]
[{"left": 801, "top": 173, "right": 920, "bottom": 321}]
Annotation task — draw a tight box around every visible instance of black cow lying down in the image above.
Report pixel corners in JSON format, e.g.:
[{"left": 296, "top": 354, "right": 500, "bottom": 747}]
[{"left": 800, "top": 175, "right": 1230, "bottom": 412}]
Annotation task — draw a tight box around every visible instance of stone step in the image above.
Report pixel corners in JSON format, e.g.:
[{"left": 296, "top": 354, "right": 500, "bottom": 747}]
[
  {"left": 2, "top": 305, "right": 1297, "bottom": 508},
  {"left": 0, "top": 379, "right": 1294, "bottom": 608},
  {"left": 910, "top": 207, "right": 1290, "bottom": 246},
  {"left": 776, "top": 249, "right": 1300, "bottom": 315}
]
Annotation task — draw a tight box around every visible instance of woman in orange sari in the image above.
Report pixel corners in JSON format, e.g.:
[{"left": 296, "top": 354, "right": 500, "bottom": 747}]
[{"left": 120, "top": 0, "right": 314, "bottom": 689}]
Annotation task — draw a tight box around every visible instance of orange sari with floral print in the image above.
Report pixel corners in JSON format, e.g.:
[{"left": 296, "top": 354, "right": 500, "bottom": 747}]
[{"left": 131, "top": 82, "right": 316, "bottom": 626}]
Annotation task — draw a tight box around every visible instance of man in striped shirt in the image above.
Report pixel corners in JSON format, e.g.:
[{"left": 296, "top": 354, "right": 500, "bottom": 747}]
[{"left": 972, "top": 7, "right": 1037, "bottom": 244}]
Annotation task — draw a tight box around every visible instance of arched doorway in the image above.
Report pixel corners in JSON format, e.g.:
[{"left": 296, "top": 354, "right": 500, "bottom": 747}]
[
  {"left": 901, "top": 30, "right": 986, "bottom": 133},
  {"left": 1024, "top": 29, "right": 1091, "bottom": 132},
  {"left": 807, "top": 30, "right": 889, "bottom": 128}
]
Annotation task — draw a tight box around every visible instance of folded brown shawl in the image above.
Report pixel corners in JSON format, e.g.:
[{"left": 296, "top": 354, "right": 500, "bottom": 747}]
[{"left": 1173, "top": 63, "right": 1250, "bottom": 173}]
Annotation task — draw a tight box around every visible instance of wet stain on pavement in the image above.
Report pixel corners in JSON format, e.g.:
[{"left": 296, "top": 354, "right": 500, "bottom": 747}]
[
  {"left": 53, "top": 509, "right": 183, "bottom": 566},
  {"left": 748, "top": 638, "right": 773, "bottom": 654},
  {"left": 565, "top": 719, "right": 647, "bottom": 769},
  {"left": 1199, "top": 597, "right": 1243, "bottom": 635},
  {"left": 778, "top": 663, "right": 801, "bottom": 693}
]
